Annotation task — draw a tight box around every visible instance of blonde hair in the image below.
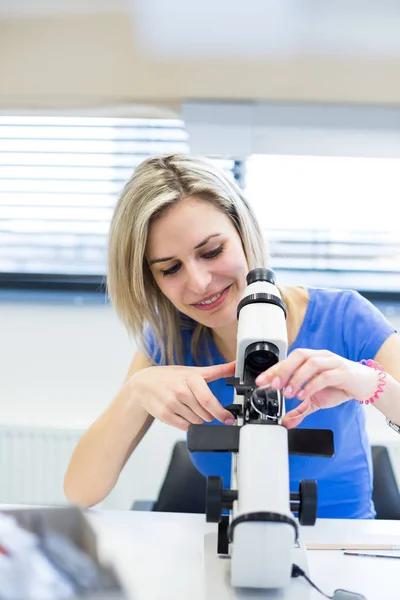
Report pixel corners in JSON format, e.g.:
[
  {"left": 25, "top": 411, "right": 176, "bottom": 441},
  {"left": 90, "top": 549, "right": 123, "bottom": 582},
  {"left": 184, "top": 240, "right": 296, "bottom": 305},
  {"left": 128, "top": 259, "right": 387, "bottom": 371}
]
[{"left": 107, "top": 154, "right": 268, "bottom": 365}]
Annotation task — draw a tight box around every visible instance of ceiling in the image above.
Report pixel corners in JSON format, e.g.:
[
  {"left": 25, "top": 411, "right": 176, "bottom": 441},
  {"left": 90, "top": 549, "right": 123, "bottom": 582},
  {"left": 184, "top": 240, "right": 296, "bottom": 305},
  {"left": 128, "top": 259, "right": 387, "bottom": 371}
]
[
  {"left": 1, "top": 0, "right": 400, "bottom": 109},
  {"left": 131, "top": 0, "right": 400, "bottom": 60},
  {"left": 2, "top": 0, "right": 400, "bottom": 60}
]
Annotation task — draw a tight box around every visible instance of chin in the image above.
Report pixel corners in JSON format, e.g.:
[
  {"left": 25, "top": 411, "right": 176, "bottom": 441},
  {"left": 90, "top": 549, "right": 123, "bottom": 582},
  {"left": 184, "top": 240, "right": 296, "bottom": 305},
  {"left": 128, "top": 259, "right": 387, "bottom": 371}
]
[{"left": 194, "top": 307, "right": 237, "bottom": 330}]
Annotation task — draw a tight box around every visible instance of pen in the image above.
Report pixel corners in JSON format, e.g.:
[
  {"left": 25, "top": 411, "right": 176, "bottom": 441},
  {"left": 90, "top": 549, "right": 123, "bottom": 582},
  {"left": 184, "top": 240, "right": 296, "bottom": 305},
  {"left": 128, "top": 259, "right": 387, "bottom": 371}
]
[
  {"left": 344, "top": 551, "right": 400, "bottom": 559},
  {"left": 307, "top": 543, "right": 400, "bottom": 551}
]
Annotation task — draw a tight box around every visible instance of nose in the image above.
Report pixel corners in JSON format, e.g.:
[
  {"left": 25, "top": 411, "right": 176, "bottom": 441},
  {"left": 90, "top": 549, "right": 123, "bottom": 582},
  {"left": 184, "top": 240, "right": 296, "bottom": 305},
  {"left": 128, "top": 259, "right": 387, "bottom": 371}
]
[{"left": 185, "top": 262, "right": 212, "bottom": 297}]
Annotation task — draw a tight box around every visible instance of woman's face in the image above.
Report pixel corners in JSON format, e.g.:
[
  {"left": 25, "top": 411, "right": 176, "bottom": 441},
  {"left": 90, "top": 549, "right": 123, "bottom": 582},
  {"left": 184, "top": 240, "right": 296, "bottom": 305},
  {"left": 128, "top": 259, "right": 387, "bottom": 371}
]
[{"left": 146, "top": 197, "right": 249, "bottom": 330}]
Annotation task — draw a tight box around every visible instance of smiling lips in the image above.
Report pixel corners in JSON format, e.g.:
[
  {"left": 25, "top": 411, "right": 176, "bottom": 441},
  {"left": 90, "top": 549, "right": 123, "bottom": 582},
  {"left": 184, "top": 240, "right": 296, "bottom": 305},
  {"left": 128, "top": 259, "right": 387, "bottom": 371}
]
[{"left": 192, "top": 286, "right": 231, "bottom": 311}]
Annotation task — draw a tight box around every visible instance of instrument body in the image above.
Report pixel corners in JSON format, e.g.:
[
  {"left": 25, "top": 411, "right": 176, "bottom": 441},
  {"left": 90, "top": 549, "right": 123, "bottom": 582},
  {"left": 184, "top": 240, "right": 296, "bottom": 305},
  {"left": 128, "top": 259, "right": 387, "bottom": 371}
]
[{"left": 188, "top": 269, "right": 334, "bottom": 590}]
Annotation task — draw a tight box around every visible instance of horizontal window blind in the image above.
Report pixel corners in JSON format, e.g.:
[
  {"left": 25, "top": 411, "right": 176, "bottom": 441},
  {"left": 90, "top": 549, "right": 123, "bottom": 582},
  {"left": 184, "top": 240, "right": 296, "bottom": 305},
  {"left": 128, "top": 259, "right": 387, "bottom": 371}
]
[
  {"left": 246, "top": 155, "right": 400, "bottom": 294},
  {"left": 0, "top": 117, "right": 189, "bottom": 288},
  {"left": 266, "top": 229, "right": 400, "bottom": 293},
  {"left": 0, "top": 117, "right": 239, "bottom": 291},
  {"left": 3, "top": 120, "right": 398, "bottom": 296}
]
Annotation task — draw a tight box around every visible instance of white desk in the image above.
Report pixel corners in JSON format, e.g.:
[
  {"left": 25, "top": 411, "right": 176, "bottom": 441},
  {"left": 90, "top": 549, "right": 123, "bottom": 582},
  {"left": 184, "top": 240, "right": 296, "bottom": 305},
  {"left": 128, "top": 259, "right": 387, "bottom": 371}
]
[{"left": 89, "top": 511, "right": 400, "bottom": 600}]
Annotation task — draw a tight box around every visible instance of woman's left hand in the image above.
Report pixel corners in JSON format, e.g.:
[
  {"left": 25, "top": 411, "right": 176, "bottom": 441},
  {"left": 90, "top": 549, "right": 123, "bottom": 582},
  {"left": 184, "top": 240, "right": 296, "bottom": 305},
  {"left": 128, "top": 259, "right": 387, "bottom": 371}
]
[{"left": 255, "top": 349, "right": 379, "bottom": 429}]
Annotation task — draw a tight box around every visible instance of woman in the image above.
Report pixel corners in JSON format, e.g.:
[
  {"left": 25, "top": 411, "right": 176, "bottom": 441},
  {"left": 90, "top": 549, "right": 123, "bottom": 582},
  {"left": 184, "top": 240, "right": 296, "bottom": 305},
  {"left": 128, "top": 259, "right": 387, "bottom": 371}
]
[{"left": 64, "top": 154, "right": 400, "bottom": 517}]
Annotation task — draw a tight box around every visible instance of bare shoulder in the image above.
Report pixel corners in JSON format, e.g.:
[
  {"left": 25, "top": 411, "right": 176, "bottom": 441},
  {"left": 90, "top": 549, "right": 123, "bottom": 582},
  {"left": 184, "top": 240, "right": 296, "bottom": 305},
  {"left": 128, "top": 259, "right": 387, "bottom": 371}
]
[{"left": 375, "top": 332, "right": 400, "bottom": 379}]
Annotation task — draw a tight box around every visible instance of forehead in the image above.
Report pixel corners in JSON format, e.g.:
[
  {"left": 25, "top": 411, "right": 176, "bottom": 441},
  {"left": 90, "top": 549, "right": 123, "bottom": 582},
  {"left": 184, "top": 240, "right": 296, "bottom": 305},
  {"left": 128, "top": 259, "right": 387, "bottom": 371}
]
[{"left": 146, "top": 198, "right": 236, "bottom": 255}]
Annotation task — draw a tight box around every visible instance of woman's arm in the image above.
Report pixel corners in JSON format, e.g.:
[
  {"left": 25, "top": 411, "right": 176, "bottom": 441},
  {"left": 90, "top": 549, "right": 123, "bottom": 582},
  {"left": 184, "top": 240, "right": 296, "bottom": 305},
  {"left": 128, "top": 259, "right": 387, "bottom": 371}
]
[
  {"left": 64, "top": 350, "right": 154, "bottom": 508},
  {"left": 255, "top": 333, "right": 400, "bottom": 429},
  {"left": 64, "top": 351, "right": 235, "bottom": 507}
]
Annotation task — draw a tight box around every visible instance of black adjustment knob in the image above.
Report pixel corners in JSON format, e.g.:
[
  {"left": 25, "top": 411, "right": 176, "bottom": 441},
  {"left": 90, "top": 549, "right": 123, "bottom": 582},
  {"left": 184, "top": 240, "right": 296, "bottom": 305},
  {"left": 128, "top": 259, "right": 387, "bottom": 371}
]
[
  {"left": 225, "top": 404, "right": 242, "bottom": 418},
  {"left": 298, "top": 480, "right": 318, "bottom": 526},
  {"left": 206, "top": 476, "right": 223, "bottom": 523},
  {"left": 246, "top": 268, "right": 276, "bottom": 286},
  {"left": 221, "top": 489, "right": 238, "bottom": 510},
  {"left": 290, "top": 491, "right": 300, "bottom": 513},
  {"left": 206, "top": 477, "right": 238, "bottom": 523}
]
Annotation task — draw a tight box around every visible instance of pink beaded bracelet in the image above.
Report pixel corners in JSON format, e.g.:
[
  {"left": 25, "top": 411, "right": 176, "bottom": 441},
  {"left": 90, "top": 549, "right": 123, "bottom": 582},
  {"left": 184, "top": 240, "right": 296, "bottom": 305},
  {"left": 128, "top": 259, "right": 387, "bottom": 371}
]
[{"left": 358, "top": 359, "right": 387, "bottom": 404}]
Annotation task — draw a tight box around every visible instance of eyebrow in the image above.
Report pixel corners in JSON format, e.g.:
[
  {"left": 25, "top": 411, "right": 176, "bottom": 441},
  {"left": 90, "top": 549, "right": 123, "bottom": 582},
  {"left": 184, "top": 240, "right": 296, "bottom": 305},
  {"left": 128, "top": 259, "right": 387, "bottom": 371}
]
[{"left": 149, "top": 233, "right": 222, "bottom": 265}]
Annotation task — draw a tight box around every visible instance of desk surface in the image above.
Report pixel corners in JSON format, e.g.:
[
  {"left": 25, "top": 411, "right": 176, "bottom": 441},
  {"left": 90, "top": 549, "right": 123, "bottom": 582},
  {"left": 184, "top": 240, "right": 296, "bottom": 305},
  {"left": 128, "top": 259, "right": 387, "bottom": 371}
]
[{"left": 89, "top": 511, "right": 400, "bottom": 600}]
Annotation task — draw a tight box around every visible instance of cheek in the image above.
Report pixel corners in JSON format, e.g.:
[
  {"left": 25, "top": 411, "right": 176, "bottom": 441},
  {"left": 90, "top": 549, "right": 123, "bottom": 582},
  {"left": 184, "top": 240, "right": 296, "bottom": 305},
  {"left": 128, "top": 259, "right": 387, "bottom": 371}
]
[
  {"left": 219, "top": 249, "right": 248, "bottom": 278},
  {"left": 155, "top": 276, "right": 182, "bottom": 304}
]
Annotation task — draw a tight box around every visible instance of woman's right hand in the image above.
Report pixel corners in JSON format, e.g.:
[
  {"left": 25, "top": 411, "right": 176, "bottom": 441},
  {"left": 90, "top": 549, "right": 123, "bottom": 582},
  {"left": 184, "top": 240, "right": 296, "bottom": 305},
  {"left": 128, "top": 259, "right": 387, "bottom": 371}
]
[{"left": 126, "top": 361, "right": 236, "bottom": 431}]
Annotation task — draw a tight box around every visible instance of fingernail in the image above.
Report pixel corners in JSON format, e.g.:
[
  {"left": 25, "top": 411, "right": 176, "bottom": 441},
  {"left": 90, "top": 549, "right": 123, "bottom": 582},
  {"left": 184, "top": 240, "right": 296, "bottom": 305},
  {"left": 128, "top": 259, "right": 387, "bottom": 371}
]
[
  {"left": 284, "top": 385, "right": 293, "bottom": 397},
  {"left": 297, "top": 389, "right": 305, "bottom": 399},
  {"left": 255, "top": 374, "right": 266, "bottom": 385},
  {"left": 224, "top": 418, "right": 235, "bottom": 425},
  {"left": 272, "top": 377, "right": 281, "bottom": 389}
]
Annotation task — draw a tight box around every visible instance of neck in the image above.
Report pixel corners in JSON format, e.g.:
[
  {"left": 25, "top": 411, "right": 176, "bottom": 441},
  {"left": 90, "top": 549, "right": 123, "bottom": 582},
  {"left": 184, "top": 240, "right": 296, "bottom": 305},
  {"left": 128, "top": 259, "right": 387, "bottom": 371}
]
[{"left": 211, "top": 322, "right": 238, "bottom": 363}]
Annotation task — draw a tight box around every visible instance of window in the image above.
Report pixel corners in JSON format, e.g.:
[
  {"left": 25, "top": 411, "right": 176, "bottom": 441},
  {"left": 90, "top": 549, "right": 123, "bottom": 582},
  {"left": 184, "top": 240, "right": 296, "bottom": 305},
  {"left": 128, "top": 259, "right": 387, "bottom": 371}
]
[
  {"left": 0, "top": 117, "right": 239, "bottom": 292},
  {"left": 0, "top": 116, "right": 189, "bottom": 291},
  {"left": 245, "top": 154, "right": 400, "bottom": 296},
  {"left": 2, "top": 117, "right": 399, "bottom": 298}
]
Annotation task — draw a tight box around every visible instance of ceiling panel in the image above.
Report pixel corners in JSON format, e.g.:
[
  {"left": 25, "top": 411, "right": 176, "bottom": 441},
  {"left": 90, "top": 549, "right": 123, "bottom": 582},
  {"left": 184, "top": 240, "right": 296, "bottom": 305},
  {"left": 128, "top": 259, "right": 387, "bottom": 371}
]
[{"left": 130, "top": 0, "right": 400, "bottom": 59}]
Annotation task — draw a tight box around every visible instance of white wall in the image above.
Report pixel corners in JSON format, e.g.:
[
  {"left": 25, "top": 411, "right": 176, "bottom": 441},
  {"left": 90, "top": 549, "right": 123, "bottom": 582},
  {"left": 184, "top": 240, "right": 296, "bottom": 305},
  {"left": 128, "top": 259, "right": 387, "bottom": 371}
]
[
  {"left": 0, "top": 295, "right": 399, "bottom": 509},
  {"left": 0, "top": 295, "right": 186, "bottom": 509},
  {"left": 0, "top": 296, "right": 133, "bottom": 428}
]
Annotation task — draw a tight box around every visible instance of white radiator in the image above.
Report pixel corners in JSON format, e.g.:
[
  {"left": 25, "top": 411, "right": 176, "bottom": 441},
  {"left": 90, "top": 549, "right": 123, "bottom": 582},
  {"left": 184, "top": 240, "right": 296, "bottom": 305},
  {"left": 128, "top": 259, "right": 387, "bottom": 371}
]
[
  {"left": 0, "top": 425, "right": 82, "bottom": 506},
  {"left": 0, "top": 422, "right": 181, "bottom": 510}
]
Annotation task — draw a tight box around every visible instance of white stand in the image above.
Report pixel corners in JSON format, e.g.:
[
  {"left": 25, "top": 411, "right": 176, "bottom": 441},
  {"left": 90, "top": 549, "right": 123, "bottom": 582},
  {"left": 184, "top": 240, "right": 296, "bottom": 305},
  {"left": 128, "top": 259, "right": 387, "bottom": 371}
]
[
  {"left": 203, "top": 532, "right": 312, "bottom": 599},
  {"left": 230, "top": 425, "right": 298, "bottom": 589}
]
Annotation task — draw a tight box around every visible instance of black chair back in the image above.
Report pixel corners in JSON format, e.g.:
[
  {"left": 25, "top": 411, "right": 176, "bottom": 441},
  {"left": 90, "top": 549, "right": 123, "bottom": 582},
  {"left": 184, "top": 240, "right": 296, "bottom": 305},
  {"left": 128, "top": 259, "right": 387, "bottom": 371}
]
[
  {"left": 371, "top": 445, "right": 400, "bottom": 520},
  {"left": 154, "top": 441, "right": 206, "bottom": 513}
]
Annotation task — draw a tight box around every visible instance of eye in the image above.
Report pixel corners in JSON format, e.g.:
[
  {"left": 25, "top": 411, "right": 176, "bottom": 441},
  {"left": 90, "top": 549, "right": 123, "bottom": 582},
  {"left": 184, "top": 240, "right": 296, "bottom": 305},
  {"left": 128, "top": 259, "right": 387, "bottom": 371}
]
[
  {"left": 203, "top": 245, "right": 223, "bottom": 260},
  {"left": 161, "top": 262, "right": 181, "bottom": 277}
]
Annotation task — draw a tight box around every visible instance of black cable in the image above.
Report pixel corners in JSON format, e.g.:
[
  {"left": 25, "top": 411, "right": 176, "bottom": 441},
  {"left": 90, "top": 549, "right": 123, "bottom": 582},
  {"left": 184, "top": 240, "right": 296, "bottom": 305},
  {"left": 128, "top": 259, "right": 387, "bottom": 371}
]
[{"left": 292, "top": 564, "right": 333, "bottom": 599}]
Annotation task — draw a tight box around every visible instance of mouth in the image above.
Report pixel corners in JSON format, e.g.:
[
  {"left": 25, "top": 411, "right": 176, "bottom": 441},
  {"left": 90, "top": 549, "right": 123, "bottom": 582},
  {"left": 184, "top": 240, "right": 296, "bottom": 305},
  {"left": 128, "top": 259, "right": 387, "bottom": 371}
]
[{"left": 191, "top": 285, "right": 232, "bottom": 311}]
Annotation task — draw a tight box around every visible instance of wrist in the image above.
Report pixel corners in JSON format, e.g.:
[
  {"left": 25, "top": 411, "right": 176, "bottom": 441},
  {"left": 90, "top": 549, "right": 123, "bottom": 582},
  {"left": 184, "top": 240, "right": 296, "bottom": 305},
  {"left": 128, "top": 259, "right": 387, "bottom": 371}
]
[
  {"left": 356, "top": 359, "right": 387, "bottom": 405},
  {"left": 120, "top": 377, "right": 145, "bottom": 414},
  {"left": 111, "top": 380, "right": 153, "bottom": 443}
]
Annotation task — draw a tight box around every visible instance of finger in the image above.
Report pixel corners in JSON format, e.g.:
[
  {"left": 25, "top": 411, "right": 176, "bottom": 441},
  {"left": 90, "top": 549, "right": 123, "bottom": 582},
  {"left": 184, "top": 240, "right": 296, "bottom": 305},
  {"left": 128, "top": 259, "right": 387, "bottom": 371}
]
[
  {"left": 283, "top": 356, "right": 340, "bottom": 398},
  {"left": 147, "top": 399, "right": 192, "bottom": 431},
  {"left": 175, "top": 402, "right": 205, "bottom": 426},
  {"left": 199, "top": 361, "right": 236, "bottom": 383},
  {"left": 185, "top": 378, "right": 215, "bottom": 422},
  {"left": 281, "top": 400, "right": 315, "bottom": 429},
  {"left": 255, "top": 349, "right": 313, "bottom": 388},
  {"left": 256, "top": 349, "right": 331, "bottom": 388},
  {"left": 189, "top": 376, "right": 236, "bottom": 423},
  {"left": 167, "top": 414, "right": 192, "bottom": 432},
  {"left": 299, "top": 368, "right": 344, "bottom": 400}
]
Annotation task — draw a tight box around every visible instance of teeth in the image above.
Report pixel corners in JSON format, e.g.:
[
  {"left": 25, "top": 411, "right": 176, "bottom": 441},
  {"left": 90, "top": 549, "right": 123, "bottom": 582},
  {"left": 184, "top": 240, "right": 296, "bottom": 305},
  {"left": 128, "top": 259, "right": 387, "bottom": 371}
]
[{"left": 199, "top": 292, "right": 222, "bottom": 305}]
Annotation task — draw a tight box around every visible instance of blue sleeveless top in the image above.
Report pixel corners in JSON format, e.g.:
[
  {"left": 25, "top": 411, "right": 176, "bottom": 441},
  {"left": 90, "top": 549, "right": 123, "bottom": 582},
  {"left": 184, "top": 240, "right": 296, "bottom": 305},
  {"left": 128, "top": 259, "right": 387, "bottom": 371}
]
[{"left": 146, "top": 288, "right": 396, "bottom": 519}]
